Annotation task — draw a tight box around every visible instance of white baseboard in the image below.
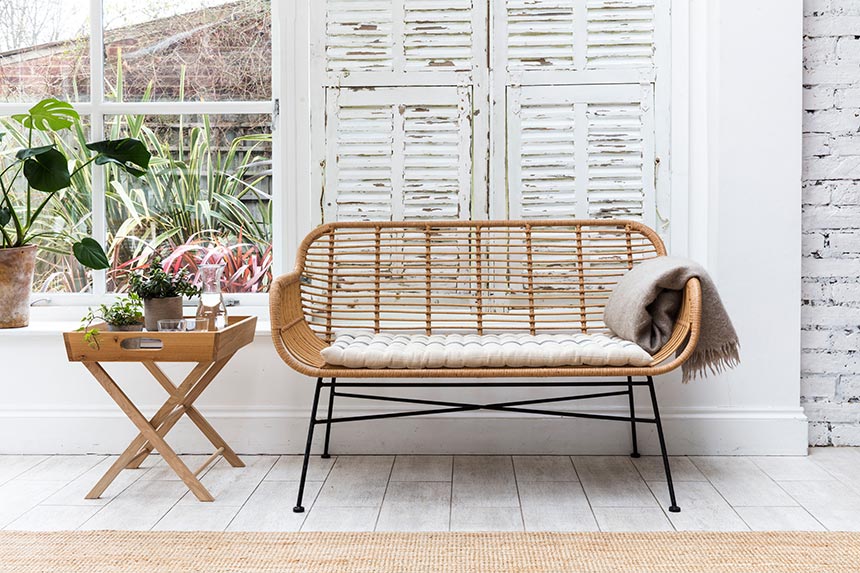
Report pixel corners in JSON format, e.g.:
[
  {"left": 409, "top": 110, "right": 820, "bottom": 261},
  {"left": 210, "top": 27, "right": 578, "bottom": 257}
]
[{"left": 0, "top": 405, "right": 808, "bottom": 455}]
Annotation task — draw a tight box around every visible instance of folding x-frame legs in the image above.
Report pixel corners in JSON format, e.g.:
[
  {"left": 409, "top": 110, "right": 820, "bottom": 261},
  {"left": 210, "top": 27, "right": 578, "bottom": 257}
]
[
  {"left": 292, "top": 376, "right": 680, "bottom": 513},
  {"left": 82, "top": 356, "right": 245, "bottom": 502}
]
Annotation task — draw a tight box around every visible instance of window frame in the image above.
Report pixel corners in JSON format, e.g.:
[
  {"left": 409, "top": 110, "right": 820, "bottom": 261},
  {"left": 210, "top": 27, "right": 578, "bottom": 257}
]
[
  {"left": 5, "top": 0, "right": 693, "bottom": 313},
  {"left": 0, "top": 0, "right": 282, "bottom": 308}
]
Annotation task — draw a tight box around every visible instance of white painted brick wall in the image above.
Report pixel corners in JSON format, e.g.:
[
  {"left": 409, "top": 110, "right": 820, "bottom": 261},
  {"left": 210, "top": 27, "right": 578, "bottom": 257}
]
[{"left": 803, "top": 0, "right": 860, "bottom": 445}]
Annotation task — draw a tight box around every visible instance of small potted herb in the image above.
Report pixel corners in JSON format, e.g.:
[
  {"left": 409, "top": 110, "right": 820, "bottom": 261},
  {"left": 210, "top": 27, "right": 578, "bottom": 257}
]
[
  {"left": 128, "top": 260, "right": 201, "bottom": 331},
  {"left": 78, "top": 294, "right": 144, "bottom": 348}
]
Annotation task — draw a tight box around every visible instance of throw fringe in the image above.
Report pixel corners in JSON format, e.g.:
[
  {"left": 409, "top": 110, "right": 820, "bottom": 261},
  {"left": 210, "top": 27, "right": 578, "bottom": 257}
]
[
  {"left": 604, "top": 256, "right": 741, "bottom": 381},
  {"left": 682, "top": 341, "right": 741, "bottom": 383}
]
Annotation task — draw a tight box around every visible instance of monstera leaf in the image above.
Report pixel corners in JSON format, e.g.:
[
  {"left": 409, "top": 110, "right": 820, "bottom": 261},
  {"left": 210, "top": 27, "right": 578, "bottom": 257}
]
[
  {"left": 86, "top": 139, "right": 151, "bottom": 177},
  {"left": 22, "top": 147, "right": 71, "bottom": 192},
  {"left": 16, "top": 144, "right": 56, "bottom": 160},
  {"left": 12, "top": 99, "right": 79, "bottom": 131},
  {"left": 72, "top": 238, "right": 110, "bottom": 270},
  {"left": 1, "top": 98, "right": 152, "bottom": 266}
]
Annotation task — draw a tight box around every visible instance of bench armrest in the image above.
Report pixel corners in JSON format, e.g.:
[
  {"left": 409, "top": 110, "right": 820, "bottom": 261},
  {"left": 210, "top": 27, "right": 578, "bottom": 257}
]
[
  {"left": 269, "top": 271, "right": 327, "bottom": 375},
  {"left": 648, "top": 277, "right": 703, "bottom": 374}
]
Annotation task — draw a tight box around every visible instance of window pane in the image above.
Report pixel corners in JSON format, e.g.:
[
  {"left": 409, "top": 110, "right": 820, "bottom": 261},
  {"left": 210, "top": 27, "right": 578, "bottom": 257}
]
[
  {"left": 0, "top": 115, "right": 93, "bottom": 292},
  {"left": 105, "top": 113, "right": 272, "bottom": 294},
  {"left": 103, "top": 0, "right": 271, "bottom": 102},
  {"left": 0, "top": 1, "right": 90, "bottom": 102}
]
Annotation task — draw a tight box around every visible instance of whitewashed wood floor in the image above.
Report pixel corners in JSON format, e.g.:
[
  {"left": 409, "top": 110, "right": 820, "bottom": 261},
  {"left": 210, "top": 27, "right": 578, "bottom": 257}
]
[{"left": 2, "top": 448, "right": 860, "bottom": 532}]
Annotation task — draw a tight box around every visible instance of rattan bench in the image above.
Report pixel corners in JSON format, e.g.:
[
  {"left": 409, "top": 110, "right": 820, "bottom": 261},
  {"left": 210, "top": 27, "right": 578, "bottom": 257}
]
[{"left": 270, "top": 220, "right": 702, "bottom": 513}]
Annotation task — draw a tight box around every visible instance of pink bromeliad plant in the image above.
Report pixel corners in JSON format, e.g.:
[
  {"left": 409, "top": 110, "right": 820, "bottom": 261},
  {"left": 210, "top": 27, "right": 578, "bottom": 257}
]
[{"left": 160, "top": 235, "right": 272, "bottom": 293}]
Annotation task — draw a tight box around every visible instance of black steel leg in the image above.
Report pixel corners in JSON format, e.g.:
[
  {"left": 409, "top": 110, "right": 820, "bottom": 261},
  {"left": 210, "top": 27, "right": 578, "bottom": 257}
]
[
  {"left": 294, "top": 377, "right": 324, "bottom": 513},
  {"left": 647, "top": 376, "right": 680, "bottom": 513},
  {"left": 627, "top": 376, "right": 640, "bottom": 458},
  {"left": 321, "top": 378, "right": 336, "bottom": 459}
]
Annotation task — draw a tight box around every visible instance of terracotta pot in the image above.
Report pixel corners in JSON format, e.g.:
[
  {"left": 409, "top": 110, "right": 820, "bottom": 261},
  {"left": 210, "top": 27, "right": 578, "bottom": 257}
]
[
  {"left": 143, "top": 296, "right": 183, "bottom": 331},
  {"left": 0, "top": 245, "right": 37, "bottom": 328}
]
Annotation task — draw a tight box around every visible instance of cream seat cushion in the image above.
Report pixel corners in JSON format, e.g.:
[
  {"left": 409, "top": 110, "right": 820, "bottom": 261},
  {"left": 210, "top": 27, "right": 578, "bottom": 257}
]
[{"left": 320, "top": 332, "right": 653, "bottom": 369}]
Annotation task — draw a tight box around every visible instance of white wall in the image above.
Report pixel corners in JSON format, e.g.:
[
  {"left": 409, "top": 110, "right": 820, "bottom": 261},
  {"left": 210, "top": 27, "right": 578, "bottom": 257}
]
[
  {"left": 683, "top": 0, "right": 806, "bottom": 451},
  {"left": 0, "top": 0, "right": 806, "bottom": 456}
]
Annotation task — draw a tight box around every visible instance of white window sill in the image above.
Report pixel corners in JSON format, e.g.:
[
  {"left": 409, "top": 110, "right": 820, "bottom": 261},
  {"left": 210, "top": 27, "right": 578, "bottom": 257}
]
[{"left": 0, "top": 306, "right": 273, "bottom": 337}]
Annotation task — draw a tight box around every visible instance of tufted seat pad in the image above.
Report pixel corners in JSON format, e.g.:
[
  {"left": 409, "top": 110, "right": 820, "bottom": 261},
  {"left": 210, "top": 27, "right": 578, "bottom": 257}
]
[{"left": 320, "top": 331, "right": 653, "bottom": 369}]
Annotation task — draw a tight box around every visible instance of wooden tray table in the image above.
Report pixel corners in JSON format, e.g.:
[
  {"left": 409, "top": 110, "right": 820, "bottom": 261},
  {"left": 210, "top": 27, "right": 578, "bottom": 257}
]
[{"left": 63, "top": 316, "right": 257, "bottom": 502}]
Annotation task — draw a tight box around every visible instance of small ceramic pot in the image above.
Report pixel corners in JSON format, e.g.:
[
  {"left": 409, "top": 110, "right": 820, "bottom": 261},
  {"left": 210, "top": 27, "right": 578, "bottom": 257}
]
[
  {"left": 0, "top": 245, "right": 38, "bottom": 328},
  {"left": 143, "top": 297, "right": 183, "bottom": 331},
  {"left": 107, "top": 323, "right": 144, "bottom": 332}
]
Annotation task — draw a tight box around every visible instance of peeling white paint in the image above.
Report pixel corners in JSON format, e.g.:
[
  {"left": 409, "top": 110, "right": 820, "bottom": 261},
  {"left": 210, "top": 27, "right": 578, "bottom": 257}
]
[
  {"left": 508, "top": 84, "right": 654, "bottom": 222},
  {"left": 324, "top": 87, "right": 473, "bottom": 221},
  {"left": 314, "top": 0, "right": 666, "bottom": 227}
]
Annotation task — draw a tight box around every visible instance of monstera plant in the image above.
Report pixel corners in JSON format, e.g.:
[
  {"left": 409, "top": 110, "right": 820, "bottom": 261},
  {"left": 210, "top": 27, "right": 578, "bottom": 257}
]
[{"left": 0, "top": 98, "right": 151, "bottom": 328}]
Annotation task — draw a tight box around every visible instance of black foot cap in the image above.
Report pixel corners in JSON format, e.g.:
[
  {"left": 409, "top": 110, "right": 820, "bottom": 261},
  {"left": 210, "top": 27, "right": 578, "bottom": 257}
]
[
  {"left": 630, "top": 452, "right": 641, "bottom": 458},
  {"left": 669, "top": 506, "right": 681, "bottom": 513},
  {"left": 293, "top": 506, "right": 305, "bottom": 513},
  {"left": 321, "top": 454, "right": 331, "bottom": 459}
]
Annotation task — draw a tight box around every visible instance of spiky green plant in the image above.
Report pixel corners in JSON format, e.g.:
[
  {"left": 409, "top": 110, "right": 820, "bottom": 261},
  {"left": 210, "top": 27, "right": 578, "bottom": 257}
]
[
  {"left": 104, "top": 61, "right": 273, "bottom": 292},
  {"left": 103, "top": 114, "right": 272, "bottom": 291},
  {"left": 0, "top": 65, "right": 273, "bottom": 293}
]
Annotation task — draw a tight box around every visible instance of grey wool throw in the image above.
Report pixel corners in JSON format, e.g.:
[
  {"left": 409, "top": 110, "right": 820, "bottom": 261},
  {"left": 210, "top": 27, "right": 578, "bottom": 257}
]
[{"left": 603, "top": 256, "right": 740, "bottom": 382}]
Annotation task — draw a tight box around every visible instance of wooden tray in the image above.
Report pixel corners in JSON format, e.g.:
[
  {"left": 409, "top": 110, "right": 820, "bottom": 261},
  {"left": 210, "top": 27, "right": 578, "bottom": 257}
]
[{"left": 64, "top": 316, "right": 257, "bottom": 362}]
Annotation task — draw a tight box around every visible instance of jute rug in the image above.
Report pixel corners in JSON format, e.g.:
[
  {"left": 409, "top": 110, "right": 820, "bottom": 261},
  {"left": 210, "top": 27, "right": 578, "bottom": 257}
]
[{"left": 2, "top": 531, "right": 858, "bottom": 573}]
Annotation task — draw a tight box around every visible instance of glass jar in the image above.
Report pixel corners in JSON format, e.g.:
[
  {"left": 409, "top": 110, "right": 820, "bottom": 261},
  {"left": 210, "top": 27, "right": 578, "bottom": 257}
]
[{"left": 195, "top": 264, "right": 227, "bottom": 331}]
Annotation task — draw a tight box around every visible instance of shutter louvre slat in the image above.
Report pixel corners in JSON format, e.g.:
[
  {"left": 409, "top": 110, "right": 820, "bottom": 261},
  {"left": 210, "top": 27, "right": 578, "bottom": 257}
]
[
  {"left": 325, "top": 88, "right": 473, "bottom": 223},
  {"left": 505, "top": 0, "right": 655, "bottom": 72},
  {"left": 325, "top": 0, "right": 474, "bottom": 73},
  {"left": 508, "top": 85, "right": 654, "bottom": 224}
]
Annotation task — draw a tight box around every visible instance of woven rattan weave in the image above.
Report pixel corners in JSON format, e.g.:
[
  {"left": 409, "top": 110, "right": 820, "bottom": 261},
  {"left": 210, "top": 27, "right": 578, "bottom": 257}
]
[{"left": 270, "top": 220, "right": 701, "bottom": 377}]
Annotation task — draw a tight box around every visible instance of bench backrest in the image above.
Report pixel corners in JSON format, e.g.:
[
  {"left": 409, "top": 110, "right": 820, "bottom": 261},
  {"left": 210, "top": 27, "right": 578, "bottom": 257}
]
[{"left": 296, "top": 220, "right": 665, "bottom": 341}]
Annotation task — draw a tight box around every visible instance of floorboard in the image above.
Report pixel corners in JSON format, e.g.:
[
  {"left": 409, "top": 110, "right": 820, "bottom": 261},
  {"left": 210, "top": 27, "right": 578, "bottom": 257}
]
[{"left": 3, "top": 449, "right": 860, "bottom": 532}]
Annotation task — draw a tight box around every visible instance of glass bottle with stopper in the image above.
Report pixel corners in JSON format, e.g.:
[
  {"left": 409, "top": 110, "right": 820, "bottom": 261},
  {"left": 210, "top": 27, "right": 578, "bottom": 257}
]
[{"left": 195, "top": 263, "right": 227, "bottom": 330}]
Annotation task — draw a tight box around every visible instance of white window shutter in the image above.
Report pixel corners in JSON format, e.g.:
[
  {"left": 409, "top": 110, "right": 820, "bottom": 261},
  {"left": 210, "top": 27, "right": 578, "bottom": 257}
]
[
  {"left": 324, "top": 87, "right": 473, "bottom": 222},
  {"left": 508, "top": 84, "right": 655, "bottom": 222},
  {"left": 325, "top": 0, "right": 475, "bottom": 73},
  {"left": 314, "top": 0, "right": 667, "bottom": 228},
  {"left": 402, "top": 88, "right": 473, "bottom": 219},
  {"left": 405, "top": 0, "right": 475, "bottom": 71},
  {"left": 506, "top": 0, "right": 577, "bottom": 71},
  {"left": 586, "top": 0, "right": 656, "bottom": 70},
  {"left": 586, "top": 88, "right": 655, "bottom": 219},
  {"left": 324, "top": 91, "right": 395, "bottom": 221},
  {"left": 506, "top": 87, "right": 579, "bottom": 218},
  {"left": 326, "top": 1, "right": 395, "bottom": 72},
  {"left": 505, "top": 0, "right": 655, "bottom": 72}
]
